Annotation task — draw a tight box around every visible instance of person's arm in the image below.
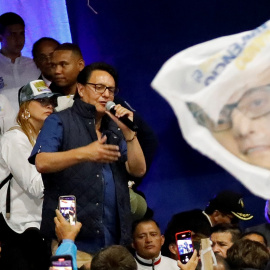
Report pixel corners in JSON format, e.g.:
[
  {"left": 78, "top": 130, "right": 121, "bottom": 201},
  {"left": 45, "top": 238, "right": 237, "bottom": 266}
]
[
  {"left": 30, "top": 114, "right": 121, "bottom": 173},
  {"left": 106, "top": 104, "right": 146, "bottom": 177},
  {"left": 54, "top": 209, "right": 82, "bottom": 270},
  {"left": 1, "top": 130, "right": 43, "bottom": 198},
  {"left": 54, "top": 209, "right": 82, "bottom": 242},
  {"left": 35, "top": 136, "right": 121, "bottom": 173}
]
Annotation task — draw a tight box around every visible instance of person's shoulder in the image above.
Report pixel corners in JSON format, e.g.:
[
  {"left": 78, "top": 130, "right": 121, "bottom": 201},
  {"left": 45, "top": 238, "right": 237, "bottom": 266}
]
[
  {"left": 19, "top": 55, "right": 35, "bottom": 62},
  {"left": 161, "top": 255, "right": 179, "bottom": 268},
  {"left": 56, "top": 104, "right": 73, "bottom": 118},
  {"left": 19, "top": 56, "right": 38, "bottom": 68},
  {"left": 18, "top": 56, "right": 39, "bottom": 74},
  {"left": 55, "top": 95, "right": 74, "bottom": 112},
  {"left": 44, "top": 113, "right": 62, "bottom": 124},
  {"left": 1, "top": 126, "right": 25, "bottom": 142}
]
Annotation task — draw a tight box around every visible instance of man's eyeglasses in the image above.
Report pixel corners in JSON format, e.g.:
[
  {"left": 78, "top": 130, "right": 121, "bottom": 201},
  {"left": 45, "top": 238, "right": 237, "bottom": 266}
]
[
  {"left": 187, "top": 84, "right": 270, "bottom": 132},
  {"left": 35, "top": 97, "right": 58, "bottom": 108},
  {"left": 86, "top": 83, "right": 119, "bottom": 96}
]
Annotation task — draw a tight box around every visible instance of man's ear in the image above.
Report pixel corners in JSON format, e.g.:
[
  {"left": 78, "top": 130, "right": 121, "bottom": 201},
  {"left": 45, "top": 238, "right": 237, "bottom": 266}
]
[
  {"left": 212, "top": 210, "right": 221, "bottom": 220},
  {"left": 169, "top": 243, "right": 178, "bottom": 255},
  {"left": 161, "top": 235, "right": 165, "bottom": 246},
  {"left": 78, "top": 59, "right": 85, "bottom": 71},
  {"left": 131, "top": 242, "right": 135, "bottom": 249},
  {"left": 77, "top": 83, "right": 84, "bottom": 98}
]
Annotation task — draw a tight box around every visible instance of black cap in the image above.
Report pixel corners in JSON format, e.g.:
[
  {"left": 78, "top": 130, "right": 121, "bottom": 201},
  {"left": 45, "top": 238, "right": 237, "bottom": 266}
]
[{"left": 206, "top": 190, "right": 253, "bottom": 221}]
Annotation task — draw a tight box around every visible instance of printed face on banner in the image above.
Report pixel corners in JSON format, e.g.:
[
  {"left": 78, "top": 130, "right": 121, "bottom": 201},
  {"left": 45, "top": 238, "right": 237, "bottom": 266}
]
[{"left": 188, "top": 84, "right": 270, "bottom": 170}]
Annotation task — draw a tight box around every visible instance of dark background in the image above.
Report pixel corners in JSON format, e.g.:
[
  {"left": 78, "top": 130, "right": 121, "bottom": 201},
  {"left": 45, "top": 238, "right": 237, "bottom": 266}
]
[{"left": 66, "top": 0, "right": 270, "bottom": 232}]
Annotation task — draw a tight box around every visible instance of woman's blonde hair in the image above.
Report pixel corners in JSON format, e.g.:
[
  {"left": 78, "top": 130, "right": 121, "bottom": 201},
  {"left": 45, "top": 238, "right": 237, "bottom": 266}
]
[{"left": 16, "top": 101, "right": 39, "bottom": 146}]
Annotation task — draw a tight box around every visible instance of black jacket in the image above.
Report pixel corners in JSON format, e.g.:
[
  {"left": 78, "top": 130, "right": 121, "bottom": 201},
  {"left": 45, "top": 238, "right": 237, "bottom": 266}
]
[{"left": 40, "top": 99, "right": 131, "bottom": 253}]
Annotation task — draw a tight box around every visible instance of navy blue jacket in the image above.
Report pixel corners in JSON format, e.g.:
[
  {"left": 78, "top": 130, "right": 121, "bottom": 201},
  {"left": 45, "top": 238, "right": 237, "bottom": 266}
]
[{"left": 39, "top": 99, "right": 132, "bottom": 253}]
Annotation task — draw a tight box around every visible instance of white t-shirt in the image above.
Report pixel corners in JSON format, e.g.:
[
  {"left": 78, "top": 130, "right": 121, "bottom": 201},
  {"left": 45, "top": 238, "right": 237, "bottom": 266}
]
[
  {"left": 135, "top": 253, "right": 179, "bottom": 270},
  {"left": 0, "top": 53, "right": 40, "bottom": 112},
  {"left": 0, "top": 128, "right": 44, "bottom": 233},
  {"left": 0, "top": 94, "right": 16, "bottom": 135}
]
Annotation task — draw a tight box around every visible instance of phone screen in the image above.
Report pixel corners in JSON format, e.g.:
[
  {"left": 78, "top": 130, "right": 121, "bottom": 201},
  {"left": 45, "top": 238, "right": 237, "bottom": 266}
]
[
  {"left": 58, "top": 195, "right": 76, "bottom": 225},
  {"left": 175, "top": 230, "right": 194, "bottom": 264},
  {"left": 51, "top": 255, "right": 73, "bottom": 270}
]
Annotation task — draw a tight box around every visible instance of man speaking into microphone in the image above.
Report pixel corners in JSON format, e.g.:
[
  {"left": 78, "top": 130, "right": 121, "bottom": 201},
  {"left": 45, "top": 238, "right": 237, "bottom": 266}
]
[{"left": 29, "top": 62, "right": 146, "bottom": 267}]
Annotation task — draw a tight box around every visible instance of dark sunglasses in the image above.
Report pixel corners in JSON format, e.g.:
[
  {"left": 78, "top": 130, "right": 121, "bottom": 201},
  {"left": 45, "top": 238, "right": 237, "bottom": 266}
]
[{"left": 35, "top": 97, "right": 58, "bottom": 108}]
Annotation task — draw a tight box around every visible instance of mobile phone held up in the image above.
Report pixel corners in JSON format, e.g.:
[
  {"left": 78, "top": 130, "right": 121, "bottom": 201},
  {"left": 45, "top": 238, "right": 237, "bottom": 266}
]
[
  {"left": 175, "top": 230, "right": 194, "bottom": 264},
  {"left": 58, "top": 195, "right": 77, "bottom": 225},
  {"left": 50, "top": 255, "right": 73, "bottom": 270}
]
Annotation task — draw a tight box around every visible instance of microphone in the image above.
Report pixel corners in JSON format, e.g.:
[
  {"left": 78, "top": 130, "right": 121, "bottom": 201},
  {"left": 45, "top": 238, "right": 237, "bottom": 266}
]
[{"left": 106, "top": 101, "right": 138, "bottom": 131}]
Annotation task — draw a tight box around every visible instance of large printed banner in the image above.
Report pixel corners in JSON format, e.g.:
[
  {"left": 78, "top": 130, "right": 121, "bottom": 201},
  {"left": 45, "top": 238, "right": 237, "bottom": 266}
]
[{"left": 152, "top": 21, "right": 270, "bottom": 199}]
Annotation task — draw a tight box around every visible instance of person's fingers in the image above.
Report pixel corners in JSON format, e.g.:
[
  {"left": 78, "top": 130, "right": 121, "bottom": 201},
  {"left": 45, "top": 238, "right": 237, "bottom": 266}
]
[
  {"left": 190, "top": 249, "right": 197, "bottom": 259},
  {"left": 177, "top": 250, "right": 198, "bottom": 269},
  {"left": 99, "top": 135, "right": 107, "bottom": 144},
  {"left": 75, "top": 221, "right": 82, "bottom": 230},
  {"left": 102, "top": 144, "right": 119, "bottom": 151},
  {"left": 54, "top": 216, "right": 60, "bottom": 226},
  {"left": 55, "top": 209, "right": 67, "bottom": 223}
]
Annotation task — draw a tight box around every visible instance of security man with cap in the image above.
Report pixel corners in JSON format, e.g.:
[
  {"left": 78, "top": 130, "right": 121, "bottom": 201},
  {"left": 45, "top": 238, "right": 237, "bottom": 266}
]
[{"left": 162, "top": 190, "right": 253, "bottom": 259}]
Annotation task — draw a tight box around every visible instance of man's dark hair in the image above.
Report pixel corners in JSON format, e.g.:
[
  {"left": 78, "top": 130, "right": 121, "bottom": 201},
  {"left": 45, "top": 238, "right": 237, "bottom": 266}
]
[
  {"left": 77, "top": 62, "right": 119, "bottom": 88},
  {"left": 205, "top": 207, "right": 238, "bottom": 225},
  {"left": 131, "top": 218, "right": 160, "bottom": 237},
  {"left": 241, "top": 231, "right": 268, "bottom": 246},
  {"left": 32, "top": 37, "right": 60, "bottom": 59},
  {"left": 205, "top": 202, "right": 233, "bottom": 216},
  {"left": 226, "top": 239, "right": 270, "bottom": 269},
  {"left": 90, "top": 245, "right": 137, "bottom": 270},
  {"left": 205, "top": 205, "right": 223, "bottom": 215},
  {"left": 54, "top": 42, "right": 83, "bottom": 58},
  {"left": 0, "top": 12, "right": 25, "bottom": 34},
  {"left": 211, "top": 223, "right": 241, "bottom": 243}
]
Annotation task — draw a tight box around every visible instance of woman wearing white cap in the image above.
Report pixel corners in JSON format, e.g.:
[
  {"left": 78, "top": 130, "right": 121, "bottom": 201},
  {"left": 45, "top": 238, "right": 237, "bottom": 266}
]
[{"left": 0, "top": 80, "right": 58, "bottom": 270}]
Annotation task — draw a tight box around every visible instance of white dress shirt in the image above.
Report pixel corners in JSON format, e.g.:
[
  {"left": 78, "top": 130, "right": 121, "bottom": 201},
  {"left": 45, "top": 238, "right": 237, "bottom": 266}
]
[
  {"left": 0, "top": 53, "right": 40, "bottom": 111},
  {"left": 0, "top": 128, "right": 44, "bottom": 233},
  {"left": 41, "top": 74, "right": 52, "bottom": 87},
  {"left": 0, "top": 94, "right": 16, "bottom": 135}
]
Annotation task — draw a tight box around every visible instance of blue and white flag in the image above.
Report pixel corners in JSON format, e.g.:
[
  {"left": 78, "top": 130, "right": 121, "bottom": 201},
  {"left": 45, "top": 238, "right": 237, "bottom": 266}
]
[{"left": 152, "top": 20, "right": 270, "bottom": 199}]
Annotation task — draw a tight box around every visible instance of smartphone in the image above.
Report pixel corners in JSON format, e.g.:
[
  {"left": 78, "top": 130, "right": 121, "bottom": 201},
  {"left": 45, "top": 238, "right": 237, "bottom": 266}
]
[
  {"left": 175, "top": 230, "right": 194, "bottom": 264},
  {"left": 58, "top": 195, "right": 77, "bottom": 225},
  {"left": 50, "top": 255, "right": 73, "bottom": 270}
]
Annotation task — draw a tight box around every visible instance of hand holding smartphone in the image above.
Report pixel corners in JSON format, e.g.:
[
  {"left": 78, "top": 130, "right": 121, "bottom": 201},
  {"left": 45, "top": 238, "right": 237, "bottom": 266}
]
[
  {"left": 175, "top": 230, "right": 194, "bottom": 264},
  {"left": 58, "top": 195, "right": 77, "bottom": 225}
]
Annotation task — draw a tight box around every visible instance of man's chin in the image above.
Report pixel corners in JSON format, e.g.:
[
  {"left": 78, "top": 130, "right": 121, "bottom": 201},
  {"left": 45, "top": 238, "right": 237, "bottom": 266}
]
[
  {"left": 142, "top": 250, "right": 159, "bottom": 260},
  {"left": 53, "top": 79, "right": 67, "bottom": 86}
]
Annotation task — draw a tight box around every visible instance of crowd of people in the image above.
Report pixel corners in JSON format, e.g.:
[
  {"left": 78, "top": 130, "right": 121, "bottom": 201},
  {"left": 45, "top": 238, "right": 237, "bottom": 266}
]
[{"left": 1, "top": 11, "right": 270, "bottom": 270}]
